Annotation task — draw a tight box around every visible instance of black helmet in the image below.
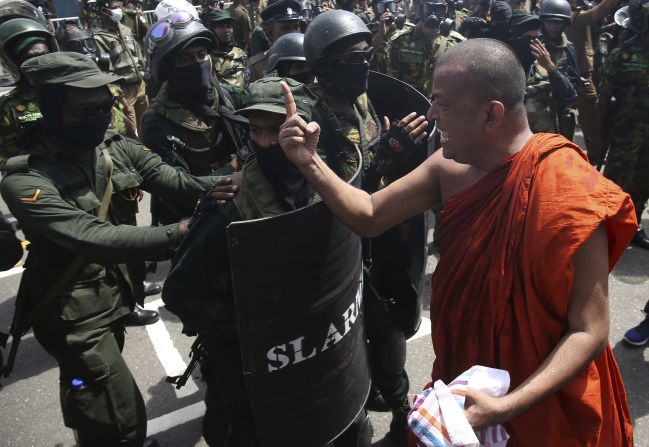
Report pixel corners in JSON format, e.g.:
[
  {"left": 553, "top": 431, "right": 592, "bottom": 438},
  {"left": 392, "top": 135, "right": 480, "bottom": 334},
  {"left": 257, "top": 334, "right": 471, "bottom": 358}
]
[
  {"left": 267, "top": 32, "right": 304, "bottom": 72},
  {"left": 539, "top": 0, "right": 572, "bottom": 24},
  {"left": 628, "top": 0, "right": 649, "bottom": 33},
  {"left": 0, "top": 0, "right": 47, "bottom": 26},
  {"left": 303, "top": 9, "right": 371, "bottom": 68},
  {"left": 144, "top": 10, "right": 216, "bottom": 82},
  {"left": 0, "top": 17, "right": 57, "bottom": 79}
]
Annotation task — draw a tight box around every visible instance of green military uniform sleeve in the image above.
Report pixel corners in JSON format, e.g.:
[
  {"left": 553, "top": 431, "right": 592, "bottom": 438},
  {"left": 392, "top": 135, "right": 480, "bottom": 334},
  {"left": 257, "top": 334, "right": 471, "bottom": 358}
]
[
  {"left": 0, "top": 171, "right": 182, "bottom": 264},
  {"left": 598, "top": 46, "right": 622, "bottom": 98},
  {"left": 115, "top": 137, "right": 214, "bottom": 205}
]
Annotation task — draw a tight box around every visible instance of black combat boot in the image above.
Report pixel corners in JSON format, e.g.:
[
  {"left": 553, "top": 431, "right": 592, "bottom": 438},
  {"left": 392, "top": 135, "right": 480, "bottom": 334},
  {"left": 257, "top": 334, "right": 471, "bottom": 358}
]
[
  {"left": 123, "top": 304, "right": 160, "bottom": 327},
  {"left": 386, "top": 396, "right": 410, "bottom": 446},
  {"left": 631, "top": 228, "right": 649, "bottom": 250}
]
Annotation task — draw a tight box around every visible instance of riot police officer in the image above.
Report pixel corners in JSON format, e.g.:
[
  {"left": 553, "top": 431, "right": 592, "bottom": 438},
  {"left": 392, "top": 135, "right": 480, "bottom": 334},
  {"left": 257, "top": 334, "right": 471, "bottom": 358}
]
[
  {"left": 141, "top": 11, "right": 247, "bottom": 224},
  {"left": 206, "top": 9, "right": 248, "bottom": 90},
  {"left": 508, "top": 13, "right": 577, "bottom": 136},
  {"left": 0, "top": 2, "right": 56, "bottom": 172},
  {"left": 539, "top": 0, "right": 580, "bottom": 139},
  {"left": 266, "top": 31, "right": 313, "bottom": 83},
  {"left": 304, "top": 9, "right": 429, "bottom": 443}
]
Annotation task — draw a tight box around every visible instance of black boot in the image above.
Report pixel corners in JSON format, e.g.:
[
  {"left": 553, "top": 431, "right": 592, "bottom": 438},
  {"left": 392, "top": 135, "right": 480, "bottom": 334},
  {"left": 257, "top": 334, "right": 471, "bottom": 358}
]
[
  {"left": 631, "top": 228, "right": 649, "bottom": 250},
  {"left": 143, "top": 280, "right": 163, "bottom": 296},
  {"left": 123, "top": 304, "right": 160, "bottom": 327},
  {"left": 386, "top": 397, "right": 410, "bottom": 445}
]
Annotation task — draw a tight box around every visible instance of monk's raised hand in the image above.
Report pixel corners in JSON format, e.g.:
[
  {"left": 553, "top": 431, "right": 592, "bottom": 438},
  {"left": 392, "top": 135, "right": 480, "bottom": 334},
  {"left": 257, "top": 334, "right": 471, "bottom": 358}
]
[{"left": 279, "top": 80, "right": 321, "bottom": 168}]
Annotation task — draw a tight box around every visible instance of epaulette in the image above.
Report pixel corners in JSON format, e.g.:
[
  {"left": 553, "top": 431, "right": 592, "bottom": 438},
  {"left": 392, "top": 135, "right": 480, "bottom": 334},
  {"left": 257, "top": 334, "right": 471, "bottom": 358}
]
[
  {"left": 101, "top": 131, "right": 124, "bottom": 147},
  {"left": 3, "top": 154, "right": 30, "bottom": 176}
]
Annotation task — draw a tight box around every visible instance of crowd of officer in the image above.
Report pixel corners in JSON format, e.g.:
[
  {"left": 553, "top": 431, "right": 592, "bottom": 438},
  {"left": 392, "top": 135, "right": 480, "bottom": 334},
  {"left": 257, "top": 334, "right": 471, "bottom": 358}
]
[{"left": 0, "top": 0, "right": 647, "bottom": 445}]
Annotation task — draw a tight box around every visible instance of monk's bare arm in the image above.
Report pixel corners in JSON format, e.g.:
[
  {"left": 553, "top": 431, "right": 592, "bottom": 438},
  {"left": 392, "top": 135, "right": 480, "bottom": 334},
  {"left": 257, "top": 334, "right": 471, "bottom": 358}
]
[
  {"left": 300, "top": 149, "right": 442, "bottom": 237},
  {"left": 464, "top": 223, "right": 610, "bottom": 429},
  {"left": 279, "top": 80, "right": 441, "bottom": 237}
]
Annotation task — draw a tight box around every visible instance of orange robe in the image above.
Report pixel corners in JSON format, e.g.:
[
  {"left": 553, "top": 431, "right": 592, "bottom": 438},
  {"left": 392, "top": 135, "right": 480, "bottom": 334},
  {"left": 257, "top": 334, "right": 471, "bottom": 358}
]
[{"left": 431, "top": 134, "right": 635, "bottom": 446}]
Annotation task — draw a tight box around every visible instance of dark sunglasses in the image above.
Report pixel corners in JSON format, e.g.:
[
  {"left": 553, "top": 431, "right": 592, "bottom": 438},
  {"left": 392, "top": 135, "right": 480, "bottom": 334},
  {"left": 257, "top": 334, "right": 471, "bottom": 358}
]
[
  {"left": 333, "top": 46, "right": 374, "bottom": 64},
  {"left": 65, "top": 97, "right": 116, "bottom": 118}
]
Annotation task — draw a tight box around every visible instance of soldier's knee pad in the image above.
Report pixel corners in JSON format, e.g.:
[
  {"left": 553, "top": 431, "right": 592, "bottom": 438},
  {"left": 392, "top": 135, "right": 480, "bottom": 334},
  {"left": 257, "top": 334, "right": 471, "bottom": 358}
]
[{"left": 378, "top": 330, "right": 407, "bottom": 376}]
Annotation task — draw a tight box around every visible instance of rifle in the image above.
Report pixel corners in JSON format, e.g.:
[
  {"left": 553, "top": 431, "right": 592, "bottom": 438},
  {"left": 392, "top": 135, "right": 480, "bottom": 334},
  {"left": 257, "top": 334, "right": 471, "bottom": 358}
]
[{"left": 166, "top": 334, "right": 206, "bottom": 389}]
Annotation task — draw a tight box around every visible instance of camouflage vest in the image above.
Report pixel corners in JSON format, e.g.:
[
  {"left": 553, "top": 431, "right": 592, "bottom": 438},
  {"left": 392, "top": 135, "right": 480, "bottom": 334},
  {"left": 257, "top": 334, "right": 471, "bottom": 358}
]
[
  {"left": 371, "top": 22, "right": 415, "bottom": 74},
  {"left": 212, "top": 47, "right": 248, "bottom": 90},
  {"left": 524, "top": 62, "right": 556, "bottom": 133},
  {"left": 232, "top": 156, "right": 320, "bottom": 220},
  {"left": 309, "top": 84, "right": 378, "bottom": 182},
  {"left": 146, "top": 83, "right": 233, "bottom": 175},
  {"left": 604, "top": 36, "right": 649, "bottom": 115}
]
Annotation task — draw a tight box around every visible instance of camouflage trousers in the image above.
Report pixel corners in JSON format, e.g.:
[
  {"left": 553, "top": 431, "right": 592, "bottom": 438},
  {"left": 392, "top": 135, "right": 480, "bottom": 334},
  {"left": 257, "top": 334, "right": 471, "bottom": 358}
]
[{"left": 604, "top": 112, "right": 649, "bottom": 222}]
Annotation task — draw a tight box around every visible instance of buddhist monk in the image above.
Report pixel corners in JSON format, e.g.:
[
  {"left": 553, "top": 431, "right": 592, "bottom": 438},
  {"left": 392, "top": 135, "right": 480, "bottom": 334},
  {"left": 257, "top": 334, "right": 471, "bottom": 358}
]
[{"left": 278, "top": 38, "right": 635, "bottom": 446}]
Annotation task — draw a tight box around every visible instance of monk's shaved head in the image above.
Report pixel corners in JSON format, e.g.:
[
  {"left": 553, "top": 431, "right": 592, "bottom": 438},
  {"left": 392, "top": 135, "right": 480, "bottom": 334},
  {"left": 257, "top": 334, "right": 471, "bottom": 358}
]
[{"left": 436, "top": 38, "right": 526, "bottom": 114}]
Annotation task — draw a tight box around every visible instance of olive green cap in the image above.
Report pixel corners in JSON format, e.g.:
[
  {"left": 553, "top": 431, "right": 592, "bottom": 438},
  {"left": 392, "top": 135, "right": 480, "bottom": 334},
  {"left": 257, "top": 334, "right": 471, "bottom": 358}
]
[
  {"left": 21, "top": 51, "right": 123, "bottom": 88},
  {"left": 206, "top": 9, "right": 234, "bottom": 24},
  {"left": 236, "top": 76, "right": 317, "bottom": 122}
]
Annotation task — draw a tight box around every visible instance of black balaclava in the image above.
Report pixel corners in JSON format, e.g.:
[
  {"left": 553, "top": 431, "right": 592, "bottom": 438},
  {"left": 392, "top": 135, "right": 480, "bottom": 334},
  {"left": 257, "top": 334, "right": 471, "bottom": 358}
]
[
  {"left": 37, "top": 85, "right": 112, "bottom": 151},
  {"left": 316, "top": 35, "right": 370, "bottom": 102},
  {"left": 250, "top": 139, "right": 312, "bottom": 211}
]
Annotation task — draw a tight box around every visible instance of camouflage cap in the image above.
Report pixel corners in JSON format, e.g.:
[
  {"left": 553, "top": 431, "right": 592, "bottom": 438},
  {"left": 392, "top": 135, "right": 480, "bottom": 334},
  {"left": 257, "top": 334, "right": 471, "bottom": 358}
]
[
  {"left": 236, "top": 76, "right": 317, "bottom": 121},
  {"left": 206, "top": 9, "right": 234, "bottom": 24},
  {"left": 21, "top": 51, "right": 123, "bottom": 88}
]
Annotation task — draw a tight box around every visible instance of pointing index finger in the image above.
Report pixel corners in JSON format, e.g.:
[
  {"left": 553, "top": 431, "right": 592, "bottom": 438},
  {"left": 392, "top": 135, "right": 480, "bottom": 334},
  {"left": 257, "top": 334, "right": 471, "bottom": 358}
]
[{"left": 280, "top": 80, "right": 297, "bottom": 118}]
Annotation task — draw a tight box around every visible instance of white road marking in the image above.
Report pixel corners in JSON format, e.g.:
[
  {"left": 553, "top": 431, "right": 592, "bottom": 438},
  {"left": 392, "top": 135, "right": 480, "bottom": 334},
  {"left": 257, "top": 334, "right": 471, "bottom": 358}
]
[
  {"left": 407, "top": 316, "right": 431, "bottom": 343},
  {"left": 147, "top": 401, "right": 206, "bottom": 436},
  {"left": 144, "top": 299, "right": 199, "bottom": 399},
  {"left": 0, "top": 266, "right": 23, "bottom": 279}
]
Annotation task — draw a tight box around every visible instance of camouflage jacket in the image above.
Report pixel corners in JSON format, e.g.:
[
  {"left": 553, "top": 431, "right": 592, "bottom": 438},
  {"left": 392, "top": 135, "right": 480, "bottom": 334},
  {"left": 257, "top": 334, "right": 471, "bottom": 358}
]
[
  {"left": 600, "top": 35, "right": 649, "bottom": 119},
  {"left": 0, "top": 82, "right": 40, "bottom": 172},
  {"left": 309, "top": 83, "right": 377, "bottom": 187},
  {"left": 212, "top": 46, "right": 248, "bottom": 90},
  {"left": 93, "top": 23, "right": 145, "bottom": 84},
  {"left": 524, "top": 35, "right": 578, "bottom": 134},
  {"left": 388, "top": 26, "right": 453, "bottom": 96},
  {"left": 371, "top": 21, "right": 415, "bottom": 74},
  {"left": 141, "top": 82, "right": 239, "bottom": 176}
]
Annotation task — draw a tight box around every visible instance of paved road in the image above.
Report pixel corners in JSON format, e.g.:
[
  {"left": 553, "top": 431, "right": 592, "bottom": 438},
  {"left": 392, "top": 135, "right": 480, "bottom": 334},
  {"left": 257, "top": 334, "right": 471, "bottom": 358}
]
[{"left": 1, "top": 144, "right": 648, "bottom": 446}]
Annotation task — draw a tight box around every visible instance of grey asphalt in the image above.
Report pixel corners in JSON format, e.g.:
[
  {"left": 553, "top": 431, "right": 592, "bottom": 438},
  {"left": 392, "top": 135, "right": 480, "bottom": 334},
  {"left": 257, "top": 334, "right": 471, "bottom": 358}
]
[{"left": 1, "top": 141, "right": 648, "bottom": 446}]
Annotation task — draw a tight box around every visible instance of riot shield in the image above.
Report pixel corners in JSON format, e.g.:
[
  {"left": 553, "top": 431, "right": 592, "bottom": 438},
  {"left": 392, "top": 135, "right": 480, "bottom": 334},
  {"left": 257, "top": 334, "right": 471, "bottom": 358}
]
[
  {"left": 227, "top": 181, "right": 370, "bottom": 447},
  {"left": 366, "top": 71, "right": 432, "bottom": 338}
]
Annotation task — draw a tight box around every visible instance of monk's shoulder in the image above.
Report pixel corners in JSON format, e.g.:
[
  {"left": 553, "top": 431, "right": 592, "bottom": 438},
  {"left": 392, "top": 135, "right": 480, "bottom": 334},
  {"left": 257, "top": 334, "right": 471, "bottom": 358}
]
[{"left": 434, "top": 151, "right": 486, "bottom": 203}]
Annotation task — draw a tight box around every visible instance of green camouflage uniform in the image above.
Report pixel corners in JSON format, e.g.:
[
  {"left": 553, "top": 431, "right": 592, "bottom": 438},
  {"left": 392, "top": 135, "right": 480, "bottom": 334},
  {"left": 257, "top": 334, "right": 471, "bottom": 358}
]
[
  {"left": 309, "top": 83, "right": 376, "bottom": 183},
  {"left": 524, "top": 36, "right": 578, "bottom": 137},
  {"left": 388, "top": 26, "right": 454, "bottom": 96},
  {"left": 92, "top": 23, "right": 145, "bottom": 84},
  {"left": 0, "top": 81, "right": 40, "bottom": 172},
  {"left": 601, "top": 35, "right": 649, "bottom": 222},
  {"left": 371, "top": 22, "right": 415, "bottom": 74},
  {"left": 212, "top": 46, "right": 248, "bottom": 90}
]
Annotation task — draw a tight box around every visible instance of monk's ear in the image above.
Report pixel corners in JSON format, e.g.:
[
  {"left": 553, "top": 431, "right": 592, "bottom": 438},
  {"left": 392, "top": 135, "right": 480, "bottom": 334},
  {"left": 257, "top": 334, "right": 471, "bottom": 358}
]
[{"left": 484, "top": 100, "right": 505, "bottom": 131}]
